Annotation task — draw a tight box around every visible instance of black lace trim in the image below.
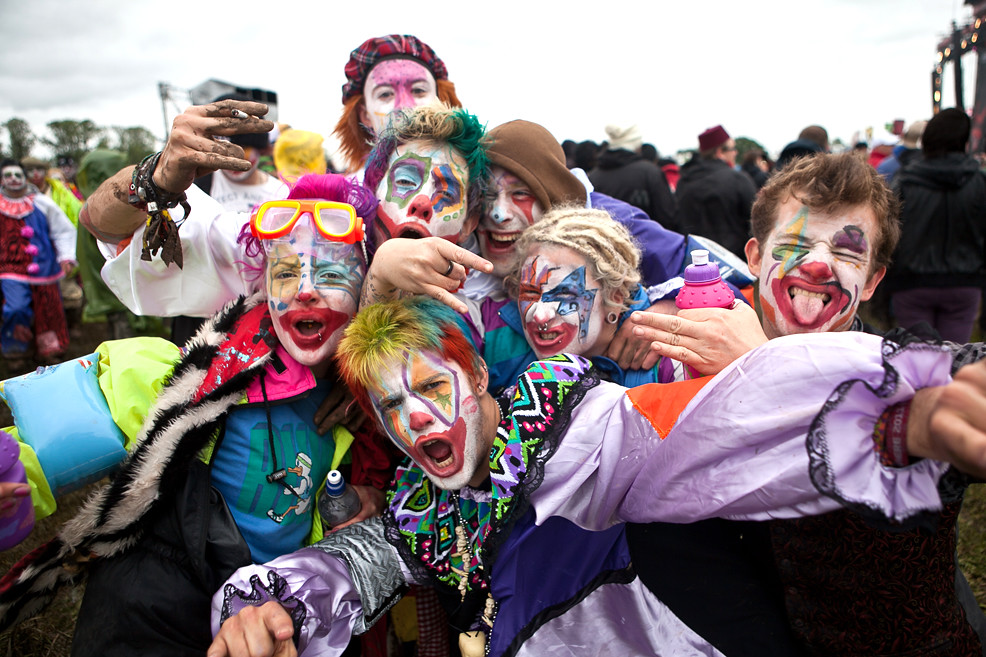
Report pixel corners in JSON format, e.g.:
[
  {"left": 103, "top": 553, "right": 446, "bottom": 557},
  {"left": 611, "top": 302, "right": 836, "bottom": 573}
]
[{"left": 807, "top": 335, "right": 953, "bottom": 533}]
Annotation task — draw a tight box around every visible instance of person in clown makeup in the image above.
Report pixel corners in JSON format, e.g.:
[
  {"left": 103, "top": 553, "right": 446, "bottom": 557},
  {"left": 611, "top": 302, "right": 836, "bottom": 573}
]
[
  {"left": 626, "top": 152, "right": 986, "bottom": 656},
  {"left": 0, "top": 173, "right": 399, "bottom": 657},
  {"left": 208, "top": 292, "right": 986, "bottom": 657},
  {"left": 334, "top": 34, "right": 462, "bottom": 175},
  {"left": 488, "top": 206, "right": 706, "bottom": 389}
]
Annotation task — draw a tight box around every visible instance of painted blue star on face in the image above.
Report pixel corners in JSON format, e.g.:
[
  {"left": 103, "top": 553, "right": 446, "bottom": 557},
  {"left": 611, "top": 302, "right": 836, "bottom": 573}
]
[{"left": 540, "top": 266, "right": 597, "bottom": 341}]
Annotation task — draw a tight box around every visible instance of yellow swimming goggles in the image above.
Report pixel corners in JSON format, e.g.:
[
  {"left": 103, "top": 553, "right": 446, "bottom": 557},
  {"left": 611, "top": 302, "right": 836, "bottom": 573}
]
[{"left": 250, "top": 200, "right": 365, "bottom": 244}]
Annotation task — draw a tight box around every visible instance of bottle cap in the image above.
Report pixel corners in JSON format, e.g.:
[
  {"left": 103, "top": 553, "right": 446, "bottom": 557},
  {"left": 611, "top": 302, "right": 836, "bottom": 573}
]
[
  {"left": 325, "top": 469, "right": 346, "bottom": 495},
  {"left": 682, "top": 250, "right": 721, "bottom": 285}
]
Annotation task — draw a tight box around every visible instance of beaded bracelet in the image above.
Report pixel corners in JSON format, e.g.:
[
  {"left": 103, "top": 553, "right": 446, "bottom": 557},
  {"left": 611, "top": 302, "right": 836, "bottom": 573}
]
[{"left": 128, "top": 151, "right": 190, "bottom": 268}]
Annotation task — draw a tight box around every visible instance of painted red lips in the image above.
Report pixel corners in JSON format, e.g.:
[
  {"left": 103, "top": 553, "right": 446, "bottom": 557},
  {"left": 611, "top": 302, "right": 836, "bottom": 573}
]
[
  {"left": 772, "top": 276, "right": 850, "bottom": 328},
  {"left": 278, "top": 307, "right": 349, "bottom": 349}
]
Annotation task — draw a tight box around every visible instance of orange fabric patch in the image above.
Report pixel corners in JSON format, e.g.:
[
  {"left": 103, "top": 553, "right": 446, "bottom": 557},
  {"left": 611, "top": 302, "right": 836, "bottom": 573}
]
[{"left": 626, "top": 376, "right": 714, "bottom": 439}]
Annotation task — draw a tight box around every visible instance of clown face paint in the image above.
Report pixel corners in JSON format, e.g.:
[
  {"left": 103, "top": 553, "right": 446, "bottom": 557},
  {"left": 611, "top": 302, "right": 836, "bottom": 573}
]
[
  {"left": 1, "top": 166, "right": 26, "bottom": 197},
  {"left": 264, "top": 217, "right": 365, "bottom": 375},
  {"left": 748, "top": 196, "right": 883, "bottom": 338},
  {"left": 368, "top": 350, "right": 486, "bottom": 490},
  {"left": 518, "top": 245, "right": 609, "bottom": 358},
  {"left": 479, "top": 166, "right": 544, "bottom": 277},
  {"left": 360, "top": 58, "right": 438, "bottom": 137},
  {"left": 221, "top": 147, "right": 260, "bottom": 183},
  {"left": 373, "top": 140, "right": 471, "bottom": 243}
]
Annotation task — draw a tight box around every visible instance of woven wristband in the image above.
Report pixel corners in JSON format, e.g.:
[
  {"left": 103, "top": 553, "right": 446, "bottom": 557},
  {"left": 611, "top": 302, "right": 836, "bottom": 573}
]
[{"left": 873, "top": 401, "right": 911, "bottom": 467}]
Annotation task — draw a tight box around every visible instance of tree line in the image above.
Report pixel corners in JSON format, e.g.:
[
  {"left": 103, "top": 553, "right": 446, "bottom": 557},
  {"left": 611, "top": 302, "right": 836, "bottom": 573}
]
[{"left": 1, "top": 118, "right": 160, "bottom": 166}]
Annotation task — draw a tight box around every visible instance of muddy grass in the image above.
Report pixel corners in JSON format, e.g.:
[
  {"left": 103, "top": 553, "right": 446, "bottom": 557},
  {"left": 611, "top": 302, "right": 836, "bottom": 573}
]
[{"left": 1, "top": 314, "right": 985, "bottom": 656}]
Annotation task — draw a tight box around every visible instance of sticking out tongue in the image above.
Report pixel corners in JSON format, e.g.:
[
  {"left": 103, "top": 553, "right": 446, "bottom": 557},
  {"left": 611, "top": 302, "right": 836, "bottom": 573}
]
[
  {"left": 790, "top": 289, "right": 828, "bottom": 324},
  {"left": 422, "top": 440, "right": 452, "bottom": 462}
]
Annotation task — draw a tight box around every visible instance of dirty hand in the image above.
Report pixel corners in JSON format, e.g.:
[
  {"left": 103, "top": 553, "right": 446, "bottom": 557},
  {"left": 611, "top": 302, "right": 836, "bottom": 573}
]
[{"left": 153, "top": 99, "right": 274, "bottom": 195}]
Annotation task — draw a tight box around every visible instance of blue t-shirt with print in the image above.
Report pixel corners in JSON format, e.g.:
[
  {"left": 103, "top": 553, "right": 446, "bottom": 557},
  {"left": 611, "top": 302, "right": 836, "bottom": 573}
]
[{"left": 210, "top": 378, "right": 336, "bottom": 563}]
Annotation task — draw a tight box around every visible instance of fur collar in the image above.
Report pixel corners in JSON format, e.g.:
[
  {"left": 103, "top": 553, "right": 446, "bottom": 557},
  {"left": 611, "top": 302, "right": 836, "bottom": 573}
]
[{"left": 0, "top": 291, "right": 274, "bottom": 631}]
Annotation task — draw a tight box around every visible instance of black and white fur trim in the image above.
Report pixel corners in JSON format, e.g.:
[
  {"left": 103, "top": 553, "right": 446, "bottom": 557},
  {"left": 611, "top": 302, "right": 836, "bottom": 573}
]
[{"left": 0, "top": 292, "right": 272, "bottom": 631}]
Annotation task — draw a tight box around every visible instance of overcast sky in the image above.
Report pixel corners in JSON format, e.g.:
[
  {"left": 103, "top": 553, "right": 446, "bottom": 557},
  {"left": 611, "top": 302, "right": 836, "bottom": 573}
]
[{"left": 0, "top": 0, "right": 976, "bottom": 163}]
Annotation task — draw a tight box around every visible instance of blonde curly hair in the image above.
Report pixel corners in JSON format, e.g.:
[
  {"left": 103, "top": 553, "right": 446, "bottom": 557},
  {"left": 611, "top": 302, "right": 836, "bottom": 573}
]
[{"left": 505, "top": 205, "right": 641, "bottom": 312}]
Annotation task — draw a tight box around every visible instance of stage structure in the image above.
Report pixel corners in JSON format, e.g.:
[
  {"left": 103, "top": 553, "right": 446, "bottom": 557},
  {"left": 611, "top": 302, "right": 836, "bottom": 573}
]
[{"left": 933, "top": 1, "right": 986, "bottom": 151}]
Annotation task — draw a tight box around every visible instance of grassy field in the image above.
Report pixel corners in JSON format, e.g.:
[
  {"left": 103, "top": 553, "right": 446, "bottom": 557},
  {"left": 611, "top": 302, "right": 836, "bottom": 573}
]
[{"left": 0, "top": 310, "right": 985, "bottom": 656}]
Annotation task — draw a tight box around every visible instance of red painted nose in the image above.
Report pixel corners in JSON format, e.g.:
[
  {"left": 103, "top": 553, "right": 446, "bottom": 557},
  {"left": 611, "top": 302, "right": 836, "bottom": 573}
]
[
  {"left": 407, "top": 195, "right": 433, "bottom": 222},
  {"left": 409, "top": 411, "right": 433, "bottom": 432},
  {"left": 798, "top": 260, "right": 833, "bottom": 280}
]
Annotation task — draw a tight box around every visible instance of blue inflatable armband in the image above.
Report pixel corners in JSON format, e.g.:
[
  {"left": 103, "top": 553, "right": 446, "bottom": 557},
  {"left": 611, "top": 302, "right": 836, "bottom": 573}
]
[{"left": 0, "top": 353, "right": 127, "bottom": 496}]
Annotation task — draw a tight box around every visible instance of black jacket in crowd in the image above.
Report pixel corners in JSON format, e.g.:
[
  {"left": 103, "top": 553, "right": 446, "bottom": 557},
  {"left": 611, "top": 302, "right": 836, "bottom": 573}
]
[
  {"left": 673, "top": 156, "right": 757, "bottom": 260},
  {"left": 888, "top": 152, "right": 986, "bottom": 292},
  {"left": 588, "top": 149, "right": 676, "bottom": 228}
]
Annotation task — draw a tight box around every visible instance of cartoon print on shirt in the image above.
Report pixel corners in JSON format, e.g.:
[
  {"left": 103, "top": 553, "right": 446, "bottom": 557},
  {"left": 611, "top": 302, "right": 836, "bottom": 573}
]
[{"left": 266, "top": 452, "right": 314, "bottom": 523}]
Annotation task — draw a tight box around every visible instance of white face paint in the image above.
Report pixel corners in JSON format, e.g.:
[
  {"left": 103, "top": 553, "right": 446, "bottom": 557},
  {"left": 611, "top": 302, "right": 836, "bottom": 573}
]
[
  {"left": 517, "top": 245, "right": 610, "bottom": 359},
  {"left": 264, "top": 218, "right": 365, "bottom": 375},
  {"left": 748, "top": 196, "right": 884, "bottom": 338},
  {"left": 368, "top": 351, "right": 486, "bottom": 490},
  {"left": 373, "top": 140, "right": 473, "bottom": 244},
  {"left": 479, "top": 166, "right": 544, "bottom": 277},
  {"left": 1, "top": 166, "right": 26, "bottom": 196},
  {"left": 360, "top": 58, "right": 438, "bottom": 137}
]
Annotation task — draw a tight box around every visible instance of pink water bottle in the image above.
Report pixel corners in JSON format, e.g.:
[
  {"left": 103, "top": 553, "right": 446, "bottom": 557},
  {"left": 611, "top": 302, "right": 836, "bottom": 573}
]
[
  {"left": 676, "top": 250, "right": 735, "bottom": 310},
  {"left": 675, "top": 250, "right": 734, "bottom": 379},
  {"left": 0, "top": 429, "right": 34, "bottom": 550}
]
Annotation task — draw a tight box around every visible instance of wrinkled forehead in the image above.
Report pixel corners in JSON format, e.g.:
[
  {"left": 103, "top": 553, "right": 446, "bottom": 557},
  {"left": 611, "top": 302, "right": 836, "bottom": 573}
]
[
  {"left": 365, "top": 57, "right": 436, "bottom": 89},
  {"left": 263, "top": 217, "right": 362, "bottom": 265}
]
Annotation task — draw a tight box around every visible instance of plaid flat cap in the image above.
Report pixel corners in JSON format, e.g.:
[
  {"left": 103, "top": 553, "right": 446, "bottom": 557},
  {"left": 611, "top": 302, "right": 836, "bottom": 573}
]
[{"left": 342, "top": 34, "right": 448, "bottom": 103}]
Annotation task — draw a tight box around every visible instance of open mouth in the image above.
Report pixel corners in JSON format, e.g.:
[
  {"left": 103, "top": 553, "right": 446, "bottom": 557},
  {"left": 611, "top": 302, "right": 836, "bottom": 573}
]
[
  {"left": 279, "top": 308, "right": 350, "bottom": 349},
  {"left": 421, "top": 439, "right": 454, "bottom": 469},
  {"left": 482, "top": 230, "right": 522, "bottom": 254},
  {"left": 773, "top": 277, "right": 849, "bottom": 328},
  {"left": 412, "top": 417, "right": 467, "bottom": 478},
  {"left": 294, "top": 318, "right": 323, "bottom": 336},
  {"left": 524, "top": 321, "right": 576, "bottom": 355},
  {"left": 396, "top": 227, "right": 427, "bottom": 240}
]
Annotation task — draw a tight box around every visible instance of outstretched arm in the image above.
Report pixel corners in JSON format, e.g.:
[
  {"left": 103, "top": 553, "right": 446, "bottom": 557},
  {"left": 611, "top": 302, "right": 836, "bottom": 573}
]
[
  {"left": 360, "top": 237, "right": 493, "bottom": 314},
  {"left": 80, "top": 99, "right": 273, "bottom": 244}
]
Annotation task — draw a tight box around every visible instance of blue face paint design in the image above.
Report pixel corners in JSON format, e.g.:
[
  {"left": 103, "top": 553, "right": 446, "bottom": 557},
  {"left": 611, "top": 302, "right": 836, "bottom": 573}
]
[
  {"left": 388, "top": 154, "right": 428, "bottom": 202},
  {"left": 540, "top": 266, "right": 597, "bottom": 341},
  {"left": 431, "top": 163, "right": 462, "bottom": 217}
]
